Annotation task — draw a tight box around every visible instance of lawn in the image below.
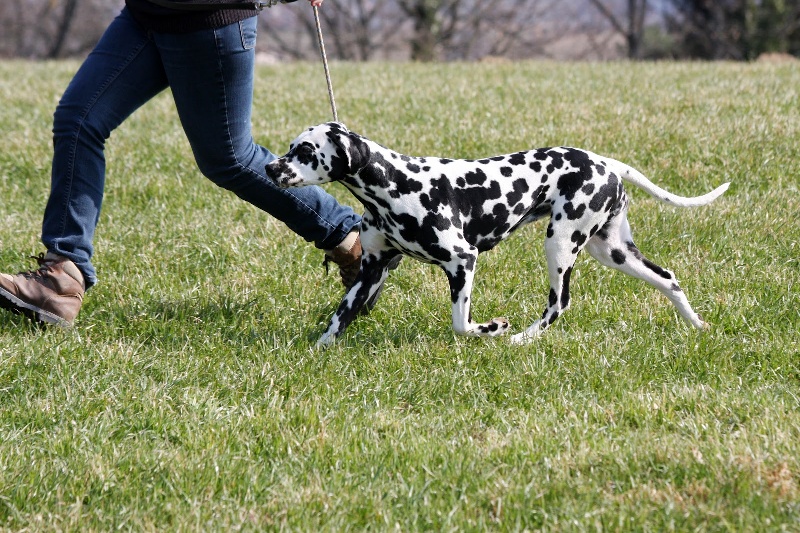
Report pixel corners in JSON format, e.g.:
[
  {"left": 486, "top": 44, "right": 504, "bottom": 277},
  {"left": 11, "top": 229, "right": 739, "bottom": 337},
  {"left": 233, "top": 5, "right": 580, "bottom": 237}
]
[{"left": 0, "top": 59, "right": 798, "bottom": 531}]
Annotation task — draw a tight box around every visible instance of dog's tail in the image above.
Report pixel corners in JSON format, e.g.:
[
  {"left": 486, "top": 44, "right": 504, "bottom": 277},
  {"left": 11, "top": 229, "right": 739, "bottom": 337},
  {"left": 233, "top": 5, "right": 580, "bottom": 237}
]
[{"left": 612, "top": 160, "right": 730, "bottom": 208}]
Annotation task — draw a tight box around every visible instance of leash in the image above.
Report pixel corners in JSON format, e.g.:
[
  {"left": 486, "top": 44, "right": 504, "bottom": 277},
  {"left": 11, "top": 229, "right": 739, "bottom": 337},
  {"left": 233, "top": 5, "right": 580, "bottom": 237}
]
[{"left": 312, "top": 6, "right": 338, "bottom": 122}]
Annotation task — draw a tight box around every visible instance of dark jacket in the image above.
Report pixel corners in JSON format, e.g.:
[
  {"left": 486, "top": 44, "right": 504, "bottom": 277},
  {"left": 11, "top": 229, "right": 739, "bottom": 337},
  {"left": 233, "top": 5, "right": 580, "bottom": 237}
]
[{"left": 125, "top": 0, "right": 258, "bottom": 33}]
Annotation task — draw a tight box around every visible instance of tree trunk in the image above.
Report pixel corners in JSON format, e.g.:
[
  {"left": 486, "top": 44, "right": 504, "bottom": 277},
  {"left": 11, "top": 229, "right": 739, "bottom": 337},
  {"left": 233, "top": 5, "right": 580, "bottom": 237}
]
[{"left": 47, "top": 0, "right": 79, "bottom": 59}]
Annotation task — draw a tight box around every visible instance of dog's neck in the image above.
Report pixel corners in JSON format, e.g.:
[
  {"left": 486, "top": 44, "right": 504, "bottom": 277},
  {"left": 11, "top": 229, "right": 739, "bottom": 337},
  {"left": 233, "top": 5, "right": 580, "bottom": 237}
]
[{"left": 340, "top": 136, "right": 423, "bottom": 209}]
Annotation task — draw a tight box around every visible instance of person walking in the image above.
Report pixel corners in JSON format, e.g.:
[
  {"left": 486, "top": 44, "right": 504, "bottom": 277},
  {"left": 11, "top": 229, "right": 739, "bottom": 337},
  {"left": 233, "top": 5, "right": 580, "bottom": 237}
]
[{"left": 0, "top": 0, "right": 363, "bottom": 326}]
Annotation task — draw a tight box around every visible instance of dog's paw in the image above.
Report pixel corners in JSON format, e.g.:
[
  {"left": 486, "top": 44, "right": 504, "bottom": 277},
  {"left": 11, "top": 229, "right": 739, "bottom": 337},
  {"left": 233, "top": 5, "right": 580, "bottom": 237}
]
[
  {"left": 509, "top": 331, "right": 536, "bottom": 345},
  {"left": 316, "top": 331, "right": 337, "bottom": 347},
  {"left": 478, "top": 317, "right": 510, "bottom": 337},
  {"left": 509, "top": 322, "right": 543, "bottom": 345}
]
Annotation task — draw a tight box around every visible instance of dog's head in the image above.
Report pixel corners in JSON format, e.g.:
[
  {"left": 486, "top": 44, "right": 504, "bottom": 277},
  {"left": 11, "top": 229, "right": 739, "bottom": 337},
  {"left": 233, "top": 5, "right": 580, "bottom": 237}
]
[{"left": 265, "top": 122, "right": 371, "bottom": 188}]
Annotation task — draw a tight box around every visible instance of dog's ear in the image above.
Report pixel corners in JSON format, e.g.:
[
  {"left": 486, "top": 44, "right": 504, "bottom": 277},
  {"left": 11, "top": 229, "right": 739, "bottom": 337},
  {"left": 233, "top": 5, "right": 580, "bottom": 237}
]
[
  {"left": 328, "top": 127, "right": 370, "bottom": 176},
  {"left": 327, "top": 121, "right": 348, "bottom": 134},
  {"left": 345, "top": 131, "right": 371, "bottom": 171}
]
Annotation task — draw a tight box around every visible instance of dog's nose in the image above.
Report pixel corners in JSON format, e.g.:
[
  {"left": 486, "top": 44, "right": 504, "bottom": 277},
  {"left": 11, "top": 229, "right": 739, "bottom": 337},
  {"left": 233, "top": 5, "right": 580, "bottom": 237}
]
[
  {"left": 264, "top": 161, "right": 281, "bottom": 183},
  {"left": 265, "top": 160, "right": 297, "bottom": 188}
]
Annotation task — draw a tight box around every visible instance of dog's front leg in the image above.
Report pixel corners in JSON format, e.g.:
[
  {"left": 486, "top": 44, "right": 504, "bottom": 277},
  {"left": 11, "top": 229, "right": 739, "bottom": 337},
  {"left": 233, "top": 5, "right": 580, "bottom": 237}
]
[
  {"left": 316, "top": 252, "right": 393, "bottom": 346},
  {"left": 443, "top": 258, "right": 510, "bottom": 338}
]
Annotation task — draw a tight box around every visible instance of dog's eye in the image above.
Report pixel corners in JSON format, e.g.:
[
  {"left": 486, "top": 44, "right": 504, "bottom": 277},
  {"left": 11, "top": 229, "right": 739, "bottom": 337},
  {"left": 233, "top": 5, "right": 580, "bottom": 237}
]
[{"left": 293, "top": 143, "right": 316, "bottom": 163}]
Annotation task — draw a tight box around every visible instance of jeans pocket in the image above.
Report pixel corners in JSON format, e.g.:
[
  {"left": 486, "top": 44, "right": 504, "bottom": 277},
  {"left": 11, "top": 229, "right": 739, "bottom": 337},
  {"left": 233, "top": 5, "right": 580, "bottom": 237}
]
[{"left": 239, "top": 19, "right": 257, "bottom": 50}]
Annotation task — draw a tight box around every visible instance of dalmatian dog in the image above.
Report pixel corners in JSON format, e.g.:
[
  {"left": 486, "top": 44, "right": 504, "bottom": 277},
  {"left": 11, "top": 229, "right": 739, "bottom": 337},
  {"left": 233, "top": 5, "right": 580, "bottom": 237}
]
[{"left": 265, "top": 122, "right": 729, "bottom": 346}]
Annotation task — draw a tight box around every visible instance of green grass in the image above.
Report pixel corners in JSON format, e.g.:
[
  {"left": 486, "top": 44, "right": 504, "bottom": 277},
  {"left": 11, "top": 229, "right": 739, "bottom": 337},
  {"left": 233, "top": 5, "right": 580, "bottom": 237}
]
[{"left": 1, "top": 59, "right": 798, "bottom": 531}]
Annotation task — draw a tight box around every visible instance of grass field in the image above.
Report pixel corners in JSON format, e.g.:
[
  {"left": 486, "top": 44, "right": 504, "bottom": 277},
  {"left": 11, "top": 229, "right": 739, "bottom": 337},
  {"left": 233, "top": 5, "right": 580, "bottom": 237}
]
[{"left": 0, "top": 59, "right": 798, "bottom": 531}]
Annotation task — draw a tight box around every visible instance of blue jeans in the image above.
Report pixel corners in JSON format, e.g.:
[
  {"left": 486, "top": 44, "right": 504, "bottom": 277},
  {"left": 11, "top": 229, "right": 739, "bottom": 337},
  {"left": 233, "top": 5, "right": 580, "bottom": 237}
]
[{"left": 42, "top": 8, "right": 360, "bottom": 288}]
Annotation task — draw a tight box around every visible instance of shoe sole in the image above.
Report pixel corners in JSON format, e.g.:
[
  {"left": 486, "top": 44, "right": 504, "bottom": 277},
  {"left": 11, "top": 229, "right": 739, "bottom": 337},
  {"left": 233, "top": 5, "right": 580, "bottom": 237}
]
[{"left": 0, "top": 287, "right": 72, "bottom": 327}]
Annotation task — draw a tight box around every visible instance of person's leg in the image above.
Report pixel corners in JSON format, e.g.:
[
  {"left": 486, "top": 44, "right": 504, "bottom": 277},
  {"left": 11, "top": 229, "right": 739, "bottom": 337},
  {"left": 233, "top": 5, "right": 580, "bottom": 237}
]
[
  {"left": 42, "top": 8, "right": 169, "bottom": 288},
  {"left": 1, "top": 9, "right": 168, "bottom": 324},
  {"left": 152, "top": 16, "right": 361, "bottom": 251}
]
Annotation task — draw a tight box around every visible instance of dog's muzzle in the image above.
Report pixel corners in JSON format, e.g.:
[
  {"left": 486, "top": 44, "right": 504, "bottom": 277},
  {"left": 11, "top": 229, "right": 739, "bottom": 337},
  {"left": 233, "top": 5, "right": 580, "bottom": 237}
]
[{"left": 265, "top": 160, "right": 297, "bottom": 188}]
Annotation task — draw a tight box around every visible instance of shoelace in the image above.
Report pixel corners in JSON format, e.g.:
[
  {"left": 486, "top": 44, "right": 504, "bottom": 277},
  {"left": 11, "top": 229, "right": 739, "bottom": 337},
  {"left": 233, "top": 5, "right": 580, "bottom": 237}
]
[{"left": 20, "top": 253, "right": 56, "bottom": 280}]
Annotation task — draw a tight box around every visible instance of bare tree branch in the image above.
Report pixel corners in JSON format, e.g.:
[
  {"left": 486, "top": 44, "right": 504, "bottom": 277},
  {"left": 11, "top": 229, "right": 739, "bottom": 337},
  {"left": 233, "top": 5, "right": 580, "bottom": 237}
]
[{"left": 587, "top": 0, "right": 649, "bottom": 58}]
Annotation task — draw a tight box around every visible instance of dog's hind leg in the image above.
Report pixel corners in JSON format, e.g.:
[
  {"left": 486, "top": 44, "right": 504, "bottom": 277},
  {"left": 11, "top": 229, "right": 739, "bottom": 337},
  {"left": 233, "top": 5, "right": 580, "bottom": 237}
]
[
  {"left": 510, "top": 222, "right": 585, "bottom": 344},
  {"left": 585, "top": 213, "right": 708, "bottom": 330},
  {"left": 443, "top": 254, "right": 510, "bottom": 337},
  {"left": 317, "top": 251, "right": 396, "bottom": 346}
]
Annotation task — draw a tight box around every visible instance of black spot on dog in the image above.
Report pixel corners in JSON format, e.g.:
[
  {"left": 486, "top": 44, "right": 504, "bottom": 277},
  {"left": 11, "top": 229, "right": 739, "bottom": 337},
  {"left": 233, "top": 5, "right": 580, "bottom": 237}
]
[
  {"left": 390, "top": 212, "right": 452, "bottom": 263},
  {"left": 644, "top": 259, "right": 672, "bottom": 279},
  {"left": 362, "top": 153, "right": 424, "bottom": 198},
  {"left": 626, "top": 242, "right": 642, "bottom": 258},
  {"left": 627, "top": 242, "right": 672, "bottom": 279},
  {"left": 420, "top": 175, "right": 455, "bottom": 211},
  {"left": 425, "top": 211, "right": 452, "bottom": 231},
  {"left": 558, "top": 173, "right": 589, "bottom": 202},
  {"left": 358, "top": 161, "right": 391, "bottom": 188},
  {"left": 465, "top": 169, "right": 488, "bottom": 186},
  {"left": 546, "top": 153, "right": 565, "bottom": 174},
  {"left": 611, "top": 249, "right": 626, "bottom": 264},
  {"left": 564, "top": 202, "right": 586, "bottom": 220},
  {"left": 560, "top": 266, "right": 573, "bottom": 309},
  {"left": 506, "top": 179, "right": 529, "bottom": 206},
  {"left": 293, "top": 142, "right": 317, "bottom": 168},
  {"left": 447, "top": 262, "right": 474, "bottom": 303},
  {"left": 589, "top": 173, "right": 620, "bottom": 212},
  {"left": 455, "top": 181, "right": 502, "bottom": 222},
  {"left": 509, "top": 152, "right": 527, "bottom": 166},
  {"left": 391, "top": 168, "right": 424, "bottom": 197},
  {"left": 571, "top": 230, "right": 587, "bottom": 252}
]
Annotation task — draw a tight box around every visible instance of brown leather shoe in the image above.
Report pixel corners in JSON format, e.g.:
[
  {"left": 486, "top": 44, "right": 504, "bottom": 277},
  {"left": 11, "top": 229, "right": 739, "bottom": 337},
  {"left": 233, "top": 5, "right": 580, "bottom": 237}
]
[
  {"left": 0, "top": 252, "right": 85, "bottom": 326},
  {"left": 323, "top": 231, "right": 362, "bottom": 289}
]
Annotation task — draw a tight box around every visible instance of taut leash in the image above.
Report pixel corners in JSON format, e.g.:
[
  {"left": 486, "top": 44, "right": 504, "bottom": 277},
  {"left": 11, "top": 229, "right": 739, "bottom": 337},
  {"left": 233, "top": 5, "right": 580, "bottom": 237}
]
[{"left": 312, "top": 6, "right": 339, "bottom": 122}]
